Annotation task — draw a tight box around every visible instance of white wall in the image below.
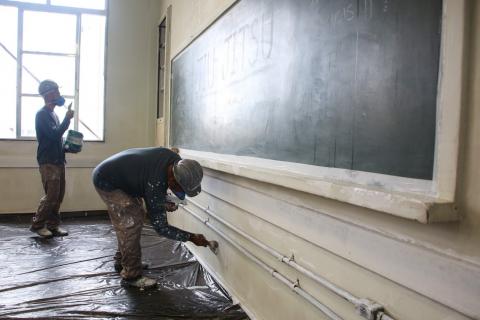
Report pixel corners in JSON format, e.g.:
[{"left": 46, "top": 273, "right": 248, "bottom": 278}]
[
  {"left": 161, "top": 0, "right": 480, "bottom": 319},
  {"left": 0, "top": 0, "right": 162, "bottom": 213}
]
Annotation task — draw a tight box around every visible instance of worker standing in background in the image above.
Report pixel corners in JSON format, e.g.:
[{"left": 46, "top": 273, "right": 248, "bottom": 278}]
[
  {"left": 30, "top": 80, "right": 74, "bottom": 238},
  {"left": 92, "top": 147, "right": 210, "bottom": 289}
]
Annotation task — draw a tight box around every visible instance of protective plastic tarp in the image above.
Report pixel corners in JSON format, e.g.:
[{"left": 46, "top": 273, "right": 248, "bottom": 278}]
[{"left": 0, "top": 216, "right": 247, "bottom": 319}]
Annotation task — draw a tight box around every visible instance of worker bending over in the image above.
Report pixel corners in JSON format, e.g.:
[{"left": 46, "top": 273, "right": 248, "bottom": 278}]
[{"left": 93, "top": 147, "right": 209, "bottom": 289}]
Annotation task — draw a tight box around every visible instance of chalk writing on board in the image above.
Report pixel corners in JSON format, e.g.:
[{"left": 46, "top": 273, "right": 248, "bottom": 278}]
[
  {"left": 193, "top": 8, "right": 274, "bottom": 100},
  {"left": 330, "top": 3, "right": 355, "bottom": 27}
]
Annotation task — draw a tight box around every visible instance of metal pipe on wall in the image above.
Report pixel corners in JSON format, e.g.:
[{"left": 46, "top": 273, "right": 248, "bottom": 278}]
[
  {"left": 185, "top": 199, "right": 396, "bottom": 320},
  {"left": 181, "top": 204, "right": 344, "bottom": 320}
]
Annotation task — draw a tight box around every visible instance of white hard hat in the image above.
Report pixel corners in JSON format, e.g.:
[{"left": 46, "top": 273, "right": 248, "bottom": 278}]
[
  {"left": 172, "top": 159, "right": 203, "bottom": 197},
  {"left": 38, "top": 79, "right": 59, "bottom": 96}
]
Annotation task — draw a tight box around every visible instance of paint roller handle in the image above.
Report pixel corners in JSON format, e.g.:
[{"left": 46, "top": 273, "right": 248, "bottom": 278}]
[
  {"left": 208, "top": 240, "right": 219, "bottom": 255},
  {"left": 189, "top": 233, "right": 209, "bottom": 247},
  {"left": 66, "top": 102, "right": 74, "bottom": 119}
]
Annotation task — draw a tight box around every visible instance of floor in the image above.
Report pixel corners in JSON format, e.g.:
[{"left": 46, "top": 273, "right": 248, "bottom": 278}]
[{"left": 0, "top": 215, "right": 247, "bottom": 319}]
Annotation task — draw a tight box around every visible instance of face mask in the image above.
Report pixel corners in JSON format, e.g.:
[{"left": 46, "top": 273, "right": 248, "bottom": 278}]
[
  {"left": 53, "top": 96, "right": 65, "bottom": 106},
  {"left": 170, "top": 189, "right": 185, "bottom": 200}
]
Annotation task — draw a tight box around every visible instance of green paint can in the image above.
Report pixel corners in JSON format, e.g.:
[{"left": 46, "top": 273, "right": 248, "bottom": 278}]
[{"left": 64, "top": 130, "right": 84, "bottom": 153}]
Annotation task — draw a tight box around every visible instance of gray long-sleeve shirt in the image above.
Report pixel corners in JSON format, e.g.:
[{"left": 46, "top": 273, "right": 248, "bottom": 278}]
[{"left": 93, "top": 147, "right": 191, "bottom": 242}]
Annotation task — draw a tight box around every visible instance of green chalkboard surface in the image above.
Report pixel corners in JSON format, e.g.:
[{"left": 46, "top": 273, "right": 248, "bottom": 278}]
[{"left": 171, "top": 0, "right": 442, "bottom": 180}]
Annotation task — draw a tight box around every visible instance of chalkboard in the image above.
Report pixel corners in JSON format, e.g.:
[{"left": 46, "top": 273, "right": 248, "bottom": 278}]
[{"left": 171, "top": 0, "right": 442, "bottom": 180}]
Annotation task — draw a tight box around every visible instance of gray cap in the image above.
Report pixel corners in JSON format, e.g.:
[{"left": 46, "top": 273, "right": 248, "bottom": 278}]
[
  {"left": 172, "top": 159, "right": 203, "bottom": 197},
  {"left": 38, "top": 79, "right": 59, "bottom": 96}
]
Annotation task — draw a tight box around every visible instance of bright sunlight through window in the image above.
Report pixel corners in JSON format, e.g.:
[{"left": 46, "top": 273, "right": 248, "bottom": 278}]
[{"left": 0, "top": 0, "right": 106, "bottom": 140}]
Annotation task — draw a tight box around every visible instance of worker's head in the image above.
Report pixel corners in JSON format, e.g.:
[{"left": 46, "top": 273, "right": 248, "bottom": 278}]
[
  {"left": 168, "top": 159, "right": 203, "bottom": 200},
  {"left": 38, "top": 79, "right": 65, "bottom": 107}
]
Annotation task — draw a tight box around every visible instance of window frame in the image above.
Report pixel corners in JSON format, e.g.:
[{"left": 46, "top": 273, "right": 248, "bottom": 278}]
[
  {"left": 157, "top": 18, "right": 167, "bottom": 120},
  {"left": 0, "top": 0, "right": 108, "bottom": 141}
]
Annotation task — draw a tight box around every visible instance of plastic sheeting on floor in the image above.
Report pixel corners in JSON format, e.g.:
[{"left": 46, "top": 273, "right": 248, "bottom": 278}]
[{"left": 0, "top": 216, "right": 248, "bottom": 319}]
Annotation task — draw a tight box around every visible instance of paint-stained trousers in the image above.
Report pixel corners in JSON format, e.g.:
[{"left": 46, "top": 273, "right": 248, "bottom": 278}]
[
  {"left": 95, "top": 187, "right": 145, "bottom": 280},
  {"left": 32, "top": 164, "right": 65, "bottom": 230}
]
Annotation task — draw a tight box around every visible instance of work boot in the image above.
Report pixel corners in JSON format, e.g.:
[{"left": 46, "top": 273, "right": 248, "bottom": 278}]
[
  {"left": 121, "top": 276, "right": 157, "bottom": 289},
  {"left": 30, "top": 226, "right": 53, "bottom": 238},
  {"left": 48, "top": 227, "right": 69, "bottom": 237},
  {"left": 114, "top": 262, "right": 149, "bottom": 273}
]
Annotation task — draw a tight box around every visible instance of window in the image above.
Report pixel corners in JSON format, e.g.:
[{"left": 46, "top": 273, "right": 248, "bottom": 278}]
[{"left": 0, "top": 0, "right": 107, "bottom": 140}]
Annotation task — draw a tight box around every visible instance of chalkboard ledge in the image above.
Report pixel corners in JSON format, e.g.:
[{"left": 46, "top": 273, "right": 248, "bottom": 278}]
[{"left": 180, "top": 149, "right": 459, "bottom": 224}]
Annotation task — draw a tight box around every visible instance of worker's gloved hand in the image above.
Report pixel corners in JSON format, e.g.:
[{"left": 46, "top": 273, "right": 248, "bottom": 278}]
[
  {"left": 189, "top": 233, "right": 209, "bottom": 247},
  {"left": 65, "top": 103, "right": 74, "bottom": 120},
  {"left": 165, "top": 202, "right": 178, "bottom": 212}
]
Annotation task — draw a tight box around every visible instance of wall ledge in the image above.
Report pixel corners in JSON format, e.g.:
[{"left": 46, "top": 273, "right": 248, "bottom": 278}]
[
  {"left": 0, "top": 156, "right": 102, "bottom": 168},
  {"left": 180, "top": 149, "right": 458, "bottom": 223}
]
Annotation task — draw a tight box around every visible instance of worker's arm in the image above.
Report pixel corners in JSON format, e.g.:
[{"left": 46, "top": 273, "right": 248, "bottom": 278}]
[
  {"left": 35, "top": 110, "right": 71, "bottom": 141},
  {"left": 145, "top": 185, "right": 210, "bottom": 246},
  {"left": 145, "top": 186, "right": 191, "bottom": 241}
]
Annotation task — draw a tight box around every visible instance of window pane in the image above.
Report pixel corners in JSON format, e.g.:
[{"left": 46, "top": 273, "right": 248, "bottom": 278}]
[
  {"left": 21, "top": 96, "right": 73, "bottom": 137},
  {"left": 0, "top": 6, "right": 18, "bottom": 55},
  {"left": 0, "top": 51, "right": 17, "bottom": 139},
  {"left": 78, "top": 14, "right": 105, "bottom": 140},
  {"left": 22, "top": 54, "right": 75, "bottom": 95},
  {"left": 0, "top": 5, "right": 18, "bottom": 139},
  {"left": 20, "top": 96, "right": 41, "bottom": 137},
  {"left": 23, "top": 11, "right": 76, "bottom": 54},
  {"left": 7, "top": 0, "right": 46, "bottom": 4},
  {"left": 79, "top": 121, "right": 101, "bottom": 140},
  {"left": 51, "top": 0, "right": 105, "bottom": 10}
]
